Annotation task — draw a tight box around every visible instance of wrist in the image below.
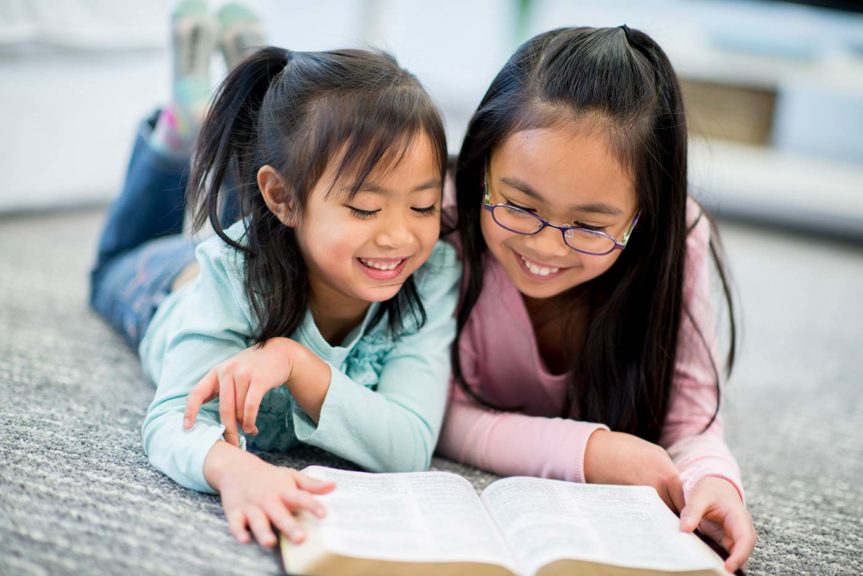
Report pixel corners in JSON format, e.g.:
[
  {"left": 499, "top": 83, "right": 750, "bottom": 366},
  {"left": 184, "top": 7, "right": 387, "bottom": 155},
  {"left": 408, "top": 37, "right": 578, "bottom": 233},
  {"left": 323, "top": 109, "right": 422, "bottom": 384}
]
[
  {"left": 583, "top": 428, "right": 610, "bottom": 483},
  {"left": 203, "top": 440, "right": 257, "bottom": 491},
  {"left": 694, "top": 475, "right": 745, "bottom": 505}
]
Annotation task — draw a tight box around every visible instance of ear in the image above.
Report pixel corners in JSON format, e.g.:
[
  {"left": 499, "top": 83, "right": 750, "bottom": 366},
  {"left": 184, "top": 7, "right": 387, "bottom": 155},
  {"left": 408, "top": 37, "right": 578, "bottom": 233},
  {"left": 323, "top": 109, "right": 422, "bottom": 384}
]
[{"left": 257, "top": 165, "right": 297, "bottom": 226}]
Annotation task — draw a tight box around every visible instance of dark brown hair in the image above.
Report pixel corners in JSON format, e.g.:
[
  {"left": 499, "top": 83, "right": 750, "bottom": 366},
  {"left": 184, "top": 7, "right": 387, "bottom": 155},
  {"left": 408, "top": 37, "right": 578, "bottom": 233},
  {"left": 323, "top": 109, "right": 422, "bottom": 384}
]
[
  {"left": 188, "top": 47, "right": 447, "bottom": 342},
  {"left": 451, "top": 27, "right": 736, "bottom": 441}
]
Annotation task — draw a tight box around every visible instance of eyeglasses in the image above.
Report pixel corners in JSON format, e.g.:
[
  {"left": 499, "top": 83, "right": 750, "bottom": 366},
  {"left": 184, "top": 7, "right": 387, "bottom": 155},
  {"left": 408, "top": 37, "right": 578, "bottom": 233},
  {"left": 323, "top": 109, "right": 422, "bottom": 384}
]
[{"left": 482, "top": 168, "right": 640, "bottom": 256}]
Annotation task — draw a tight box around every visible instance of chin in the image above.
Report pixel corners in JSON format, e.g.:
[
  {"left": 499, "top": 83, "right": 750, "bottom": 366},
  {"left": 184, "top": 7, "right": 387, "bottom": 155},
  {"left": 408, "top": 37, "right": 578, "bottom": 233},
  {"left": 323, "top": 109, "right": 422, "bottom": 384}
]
[
  {"left": 512, "top": 279, "right": 572, "bottom": 300},
  {"left": 361, "top": 283, "right": 406, "bottom": 303}
]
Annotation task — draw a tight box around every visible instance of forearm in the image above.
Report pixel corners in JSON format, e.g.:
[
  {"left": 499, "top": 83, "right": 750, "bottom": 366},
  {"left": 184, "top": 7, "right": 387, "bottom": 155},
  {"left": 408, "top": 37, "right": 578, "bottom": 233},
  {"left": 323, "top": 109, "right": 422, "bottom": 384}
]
[
  {"left": 281, "top": 339, "right": 331, "bottom": 423},
  {"left": 292, "top": 368, "right": 444, "bottom": 472},
  {"left": 143, "top": 400, "right": 235, "bottom": 494},
  {"left": 438, "top": 396, "right": 608, "bottom": 482}
]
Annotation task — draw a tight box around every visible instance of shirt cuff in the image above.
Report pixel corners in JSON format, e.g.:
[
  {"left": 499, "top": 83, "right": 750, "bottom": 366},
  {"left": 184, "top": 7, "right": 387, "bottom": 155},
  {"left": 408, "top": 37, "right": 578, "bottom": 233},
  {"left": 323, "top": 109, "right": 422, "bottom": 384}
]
[
  {"left": 559, "top": 422, "right": 610, "bottom": 483},
  {"left": 155, "top": 416, "right": 246, "bottom": 494}
]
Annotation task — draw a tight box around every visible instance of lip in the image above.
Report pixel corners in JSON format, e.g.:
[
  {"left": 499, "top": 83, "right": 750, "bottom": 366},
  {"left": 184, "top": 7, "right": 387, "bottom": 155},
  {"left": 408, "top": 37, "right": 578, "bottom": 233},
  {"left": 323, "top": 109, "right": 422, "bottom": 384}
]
[
  {"left": 357, "top": 256, "right": 409, "bottom": 281},
  {"left": 511, "top": 248, "right": 568, "bottom": 280}
]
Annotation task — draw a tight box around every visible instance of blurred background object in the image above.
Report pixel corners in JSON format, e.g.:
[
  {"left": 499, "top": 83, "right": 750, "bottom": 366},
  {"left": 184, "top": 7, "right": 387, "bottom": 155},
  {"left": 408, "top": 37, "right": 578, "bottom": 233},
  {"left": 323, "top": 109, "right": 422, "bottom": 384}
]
[{"left": 1, "top": 0, "right": 861, "bottom": 233}]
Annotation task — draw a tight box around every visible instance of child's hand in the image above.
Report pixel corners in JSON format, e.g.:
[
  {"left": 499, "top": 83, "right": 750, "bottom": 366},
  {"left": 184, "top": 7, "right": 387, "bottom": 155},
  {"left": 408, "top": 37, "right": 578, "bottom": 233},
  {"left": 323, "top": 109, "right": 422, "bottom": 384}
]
[
  {"left": 679, "top": 476, "right": 755, "bottom": 574},
  {"left": 184, "top": 338, "right": 297, "bottom": 447},
  {"left": 204, "top": 441, "right": 336, "bottom": 547},
  {"left": 584, "top": 430, "right": 685, "bottom": 513}
]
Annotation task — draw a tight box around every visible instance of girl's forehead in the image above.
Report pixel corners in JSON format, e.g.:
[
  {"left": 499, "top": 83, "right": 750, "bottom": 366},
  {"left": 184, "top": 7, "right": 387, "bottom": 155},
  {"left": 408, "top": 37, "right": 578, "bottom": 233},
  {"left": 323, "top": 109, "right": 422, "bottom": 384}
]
[{"left": 491, "top": 126, "right": 636, "bottom": 211}]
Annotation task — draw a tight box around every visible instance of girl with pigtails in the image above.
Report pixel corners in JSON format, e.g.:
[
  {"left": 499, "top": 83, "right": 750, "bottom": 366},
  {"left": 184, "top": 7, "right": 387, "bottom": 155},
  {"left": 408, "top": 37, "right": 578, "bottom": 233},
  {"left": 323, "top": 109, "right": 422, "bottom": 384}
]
[{"left": 91, "top": 42, "right": 460, "bottom": 547}]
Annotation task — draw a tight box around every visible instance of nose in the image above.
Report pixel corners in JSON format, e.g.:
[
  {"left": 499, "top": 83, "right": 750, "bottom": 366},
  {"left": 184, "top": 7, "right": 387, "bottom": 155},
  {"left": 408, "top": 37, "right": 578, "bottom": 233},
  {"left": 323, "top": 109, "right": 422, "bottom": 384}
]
[
  {"left": 374, "top": 211, "right": 417, "bottom": 251},
  {"left": 522, "top": 224, "right": 571, "bottom": 260}
]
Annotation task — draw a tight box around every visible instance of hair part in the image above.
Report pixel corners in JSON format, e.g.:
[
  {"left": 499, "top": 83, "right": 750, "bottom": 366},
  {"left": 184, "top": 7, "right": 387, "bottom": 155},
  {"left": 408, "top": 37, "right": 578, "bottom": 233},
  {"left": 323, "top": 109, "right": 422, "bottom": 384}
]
[
  {"left": 452, "top": 26, "right": 736, "bottom": 441},
  {"left": 188, "top": 47, "right": 447, "bottom": 343}
]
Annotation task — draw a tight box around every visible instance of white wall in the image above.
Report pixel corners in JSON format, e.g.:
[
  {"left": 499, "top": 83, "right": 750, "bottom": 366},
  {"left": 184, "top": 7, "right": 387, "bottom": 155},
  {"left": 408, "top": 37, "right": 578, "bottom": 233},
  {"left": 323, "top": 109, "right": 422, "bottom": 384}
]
[
  {"left": 0, "top": 0, "right": 516, "bottom": 212},
  {"left": 1, "top": 0, "right": 861, "bottom": 218}
]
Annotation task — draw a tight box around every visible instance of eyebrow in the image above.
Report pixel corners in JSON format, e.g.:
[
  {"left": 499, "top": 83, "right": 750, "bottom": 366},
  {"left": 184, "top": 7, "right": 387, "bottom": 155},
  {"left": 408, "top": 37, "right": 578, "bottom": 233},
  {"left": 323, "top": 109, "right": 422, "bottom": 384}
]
[
  {"left": 348, "top": 178, "right": 442, "bottom": 195},
  {"left": 499, "top": 176, "right": 624, "bottom": 217}
]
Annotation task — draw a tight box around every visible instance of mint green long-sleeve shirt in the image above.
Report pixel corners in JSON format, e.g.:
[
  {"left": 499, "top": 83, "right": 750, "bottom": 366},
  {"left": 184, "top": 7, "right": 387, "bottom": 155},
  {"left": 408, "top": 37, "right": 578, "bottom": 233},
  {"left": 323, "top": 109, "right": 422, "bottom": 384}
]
[{"left": 139, "top": 221, "right": 461, "bottom": 494}]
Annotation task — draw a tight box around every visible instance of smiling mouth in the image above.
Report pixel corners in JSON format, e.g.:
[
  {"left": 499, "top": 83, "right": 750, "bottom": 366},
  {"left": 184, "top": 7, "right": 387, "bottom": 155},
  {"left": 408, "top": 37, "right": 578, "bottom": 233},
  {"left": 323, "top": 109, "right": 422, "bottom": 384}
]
[
  {"left": 513, "top": 250, "right": 566, "bottom": 279},
  {"left": 357, "top": 257, "right": 409, "bottom": 280}
]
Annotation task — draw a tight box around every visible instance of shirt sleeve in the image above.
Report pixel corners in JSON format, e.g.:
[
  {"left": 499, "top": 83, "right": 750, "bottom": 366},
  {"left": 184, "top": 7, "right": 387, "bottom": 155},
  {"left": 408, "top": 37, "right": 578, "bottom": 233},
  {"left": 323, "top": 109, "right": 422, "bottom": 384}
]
[
  {"left": 291, "top": 242, "right": 462, "bottom": 472},
  {"left": 141, "top": 239, "right": 253, "bottom": 494},
  {"left": 436, "top": 313, "right": 608, "bottom": 483},
  {"left": 659, "top": 202, "right": 745, "bottom": 503}
]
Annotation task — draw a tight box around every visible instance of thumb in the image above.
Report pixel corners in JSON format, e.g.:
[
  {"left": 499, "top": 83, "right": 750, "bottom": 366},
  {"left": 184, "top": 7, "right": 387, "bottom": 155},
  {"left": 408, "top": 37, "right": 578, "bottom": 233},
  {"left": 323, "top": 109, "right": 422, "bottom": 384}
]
[
  {"left": 679, "top": 492, "right": 710, "bottom": 532},
  {"left": 294, "top": 473, "right": 337, "bottom": 495}
]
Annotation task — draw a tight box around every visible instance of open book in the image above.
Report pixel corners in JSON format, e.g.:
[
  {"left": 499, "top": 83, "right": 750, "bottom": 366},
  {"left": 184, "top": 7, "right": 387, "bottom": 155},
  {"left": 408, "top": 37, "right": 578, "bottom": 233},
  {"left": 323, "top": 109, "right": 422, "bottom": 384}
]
[{"left": 280, "top": 466, "right": 729, "bottom": 576}]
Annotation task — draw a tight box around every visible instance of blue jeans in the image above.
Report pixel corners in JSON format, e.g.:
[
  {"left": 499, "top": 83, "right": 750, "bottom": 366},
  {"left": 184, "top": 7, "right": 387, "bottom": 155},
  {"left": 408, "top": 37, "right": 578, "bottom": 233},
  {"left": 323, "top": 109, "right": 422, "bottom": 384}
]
[{"left": 89, "top": 113, "right": 197, "bottom": 350}]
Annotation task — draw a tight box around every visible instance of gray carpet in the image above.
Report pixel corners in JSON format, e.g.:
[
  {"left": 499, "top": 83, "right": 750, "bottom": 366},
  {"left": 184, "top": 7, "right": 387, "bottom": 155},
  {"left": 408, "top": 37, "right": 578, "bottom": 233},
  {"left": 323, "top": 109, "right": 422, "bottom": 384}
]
[{"left": 1, "top": 209, "right": 861, "bottom": 575}]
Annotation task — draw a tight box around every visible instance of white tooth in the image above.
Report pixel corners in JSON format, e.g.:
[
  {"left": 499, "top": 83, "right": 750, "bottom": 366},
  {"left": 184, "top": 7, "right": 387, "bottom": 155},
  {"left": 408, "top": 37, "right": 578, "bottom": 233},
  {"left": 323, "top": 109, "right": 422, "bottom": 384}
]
[
  {"left": 520, "top": 255, "right": 558, "bottom": 276},
  {"left": 361, "top": 259, "right": 399, "bottom": 271}
]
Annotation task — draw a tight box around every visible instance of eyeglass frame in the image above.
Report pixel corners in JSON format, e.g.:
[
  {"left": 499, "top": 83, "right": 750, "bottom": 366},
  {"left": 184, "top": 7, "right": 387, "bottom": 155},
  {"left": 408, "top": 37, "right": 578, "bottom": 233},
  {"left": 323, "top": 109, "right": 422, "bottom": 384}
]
[{"left": 482, "top": 166, "right": 641, "bottom": 256}]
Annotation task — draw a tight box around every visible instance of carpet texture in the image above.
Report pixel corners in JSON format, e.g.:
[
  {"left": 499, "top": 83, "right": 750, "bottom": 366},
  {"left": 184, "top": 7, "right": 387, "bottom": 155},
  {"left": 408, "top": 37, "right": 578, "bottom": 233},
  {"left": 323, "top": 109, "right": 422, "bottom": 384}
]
[{"left": 1, "top": 209, "right": 861, "bottom": 575}]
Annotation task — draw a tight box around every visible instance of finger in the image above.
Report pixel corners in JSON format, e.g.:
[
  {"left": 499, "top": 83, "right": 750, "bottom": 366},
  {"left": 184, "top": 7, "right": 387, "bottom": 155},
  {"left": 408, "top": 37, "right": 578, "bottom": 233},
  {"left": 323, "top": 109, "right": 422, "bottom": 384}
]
[
  {"left": 724, "top": 514, "right": 756, "bottom": 573},
  {"left": 292, "top": 472, "right": 337, "bottom": 495},
  {"left": 668, "top": 476, "right": 686, "bottom": 515},
  {"left": 218, "top": 370, "right": 241, "bottom": 448},
  {"left": 233, "top": 371, "right": 250, "bottom": 431},
  {"left": 242, "top": 380, "right": 268, "bottom": 436},
  {"left": 246, "top": 507, "right": 278, "bottom": 548},
  {"left": 225, "top": 508, "right": 252, "bottom": 544},
  {"left": 283, "top": 490, "right": 326, "bottom": 519},
  {"left": 656, "top": 481, "right": 681, "bottom": 514},
  {"left": 265, "top": 501, "right": 305, "bottom": 544},
  {"left": 184, "top": 370, "right": 218, "bottom": 429},
  {"left": 679, "top": 492, "right": 711, "bottom": 532}
]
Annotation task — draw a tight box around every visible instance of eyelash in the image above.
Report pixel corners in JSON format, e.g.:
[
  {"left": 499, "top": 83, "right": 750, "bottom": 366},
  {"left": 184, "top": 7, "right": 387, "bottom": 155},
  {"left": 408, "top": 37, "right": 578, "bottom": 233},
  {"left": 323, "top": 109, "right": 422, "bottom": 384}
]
[
  {"left": 348, "top": 207, "right": 380, "bottom": 219},
  {"left": 412, "top": 205, "right": 439, "bottom": 216},
  {"left": 505, "top": 200, "right": 535, "bottom": 213},
  {"left": 504, "top": 200, "right": 606, "bottom": 231},
  {"left": 347, "top": 205, "right": 439, "bottom": 219},
  {"left": 575, "top": 222, "right": 605, "bottom": 232}
]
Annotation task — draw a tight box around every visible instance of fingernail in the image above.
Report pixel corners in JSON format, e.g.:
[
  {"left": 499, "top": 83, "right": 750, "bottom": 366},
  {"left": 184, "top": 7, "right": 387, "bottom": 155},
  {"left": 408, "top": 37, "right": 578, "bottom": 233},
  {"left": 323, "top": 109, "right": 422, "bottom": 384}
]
[{"left": 183, "top": 417, "right": 191, "bottom": 429}]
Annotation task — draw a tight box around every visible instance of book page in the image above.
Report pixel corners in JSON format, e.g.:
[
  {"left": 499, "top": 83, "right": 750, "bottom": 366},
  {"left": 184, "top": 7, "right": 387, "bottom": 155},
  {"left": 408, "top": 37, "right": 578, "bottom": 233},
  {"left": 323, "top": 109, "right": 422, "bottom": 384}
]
[
  {"left": 302, "top": 466, "right": 518, "bottom": 570},
  {"left": 481, "top": 478, "right": 724, "bottom": 576}
]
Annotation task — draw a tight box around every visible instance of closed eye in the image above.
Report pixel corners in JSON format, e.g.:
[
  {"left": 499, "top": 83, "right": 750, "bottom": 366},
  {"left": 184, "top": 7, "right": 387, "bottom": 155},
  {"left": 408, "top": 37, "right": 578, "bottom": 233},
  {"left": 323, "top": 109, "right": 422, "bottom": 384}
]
[
  {"left": 503, "top": 199, "right": 536, "bottom": 213},
  {"left": 412, "top": 205, "right": 439, "bottom": 216},
  {"left": 347, "top": 206, "right": 380, "bottom": 219},
  {"left": 573, "top": 221, "right": 606, "bottom": 232}
]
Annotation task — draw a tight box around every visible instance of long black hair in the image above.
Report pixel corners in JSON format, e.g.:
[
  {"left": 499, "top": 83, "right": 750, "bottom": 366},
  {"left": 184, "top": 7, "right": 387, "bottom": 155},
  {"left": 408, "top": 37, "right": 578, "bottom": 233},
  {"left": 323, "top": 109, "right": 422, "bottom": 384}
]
[
  {"left": 187, "top": 47, "right": 447, "bottom": 343},
  {"left": 451, "top": 26, "right": 736, "bottom": 442}
]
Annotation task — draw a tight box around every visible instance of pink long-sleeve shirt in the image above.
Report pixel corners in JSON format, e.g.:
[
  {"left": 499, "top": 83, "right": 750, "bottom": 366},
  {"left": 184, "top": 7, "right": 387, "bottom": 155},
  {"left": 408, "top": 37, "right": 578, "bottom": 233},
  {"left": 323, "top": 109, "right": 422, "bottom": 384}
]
[{"left": 437, "top": 199, "right": 744, "bottom": 501}]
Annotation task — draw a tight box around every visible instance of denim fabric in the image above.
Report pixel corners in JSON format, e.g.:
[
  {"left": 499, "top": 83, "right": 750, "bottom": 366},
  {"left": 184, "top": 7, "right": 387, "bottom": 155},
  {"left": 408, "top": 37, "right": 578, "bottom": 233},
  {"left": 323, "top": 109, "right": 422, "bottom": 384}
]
[{"left": 89, "top": 114, "right": 196, "bottom": 349}]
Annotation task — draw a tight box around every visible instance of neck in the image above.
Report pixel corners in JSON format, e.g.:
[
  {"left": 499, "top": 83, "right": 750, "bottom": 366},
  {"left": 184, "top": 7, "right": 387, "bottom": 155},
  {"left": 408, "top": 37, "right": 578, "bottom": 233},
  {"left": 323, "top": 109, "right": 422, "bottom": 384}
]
[
  {"left": 308, "top": 283, "right": 370, "bottom": 346},
  {"left": 522, "top": 285, "right": 590, "bottom": 329},
  {"left": 522, "top": 287, "right": 591, "bottom": 375}
]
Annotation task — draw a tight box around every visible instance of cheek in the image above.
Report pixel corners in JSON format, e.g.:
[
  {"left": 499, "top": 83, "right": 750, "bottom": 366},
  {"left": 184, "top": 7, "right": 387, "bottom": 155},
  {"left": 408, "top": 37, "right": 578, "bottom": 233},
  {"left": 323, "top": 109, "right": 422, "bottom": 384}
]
[
  {"left": 480, "top": 212, "right": 509, "bottom": 252},
  {"left": 421, "top": 218, "right": 441, "bottom": 247},
  {"left": 576, "top": 251, "right": 621, "bottom": 282},
  {"left": 299, "top": 220, "right": 357, "bottom": 264}
]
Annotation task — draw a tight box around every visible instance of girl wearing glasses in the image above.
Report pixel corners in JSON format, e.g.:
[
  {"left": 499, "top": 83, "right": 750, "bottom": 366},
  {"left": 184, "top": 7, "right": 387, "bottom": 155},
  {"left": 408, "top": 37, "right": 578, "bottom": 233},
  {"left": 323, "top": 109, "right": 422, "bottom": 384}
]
[
  {"left": 89, "top": 18, "right": 460, "bottom": 549},
  {"left": 437, "top": 26, "right": 755, "bottom": 573}
]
